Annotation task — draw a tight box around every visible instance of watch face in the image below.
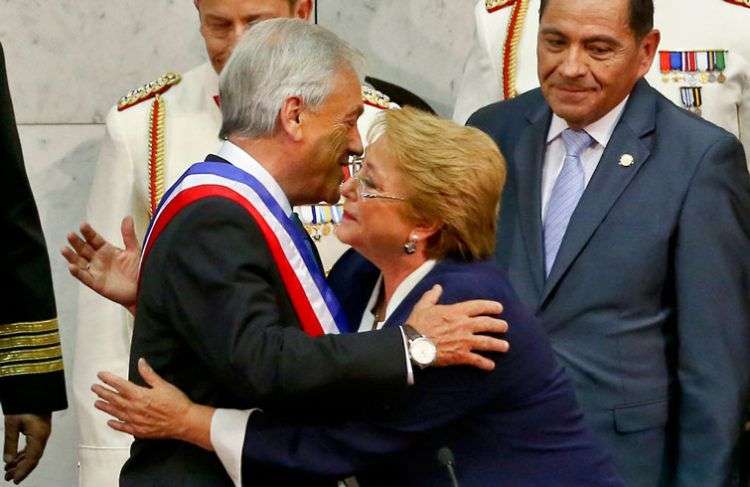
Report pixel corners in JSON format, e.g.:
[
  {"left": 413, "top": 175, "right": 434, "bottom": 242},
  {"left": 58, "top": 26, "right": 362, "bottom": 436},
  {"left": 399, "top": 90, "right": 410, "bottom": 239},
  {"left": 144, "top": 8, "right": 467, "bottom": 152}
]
[{"left": 411, "top": 338, "right": 437, "bottom": 365}]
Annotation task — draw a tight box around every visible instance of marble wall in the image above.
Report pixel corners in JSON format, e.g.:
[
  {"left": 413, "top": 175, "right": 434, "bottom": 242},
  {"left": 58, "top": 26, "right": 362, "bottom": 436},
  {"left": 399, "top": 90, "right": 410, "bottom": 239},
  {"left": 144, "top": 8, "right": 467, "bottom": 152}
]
[{"left": 1, "top": 0, "right": 477, "bottom": 484}]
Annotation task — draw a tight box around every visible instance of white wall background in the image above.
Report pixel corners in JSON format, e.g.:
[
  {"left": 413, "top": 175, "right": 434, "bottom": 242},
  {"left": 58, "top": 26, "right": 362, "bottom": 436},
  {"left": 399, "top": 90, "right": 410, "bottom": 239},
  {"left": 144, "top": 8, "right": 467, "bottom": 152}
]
[{"left": 0, "top": 0, "right": 477, "bottom": 484}]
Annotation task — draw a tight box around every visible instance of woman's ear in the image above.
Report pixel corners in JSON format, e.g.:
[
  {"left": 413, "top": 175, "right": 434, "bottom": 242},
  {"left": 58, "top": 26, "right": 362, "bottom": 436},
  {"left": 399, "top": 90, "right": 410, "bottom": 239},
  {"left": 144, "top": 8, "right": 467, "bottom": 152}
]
[{"left": 411, "top": 220, "right": 442, "bottom": 242}]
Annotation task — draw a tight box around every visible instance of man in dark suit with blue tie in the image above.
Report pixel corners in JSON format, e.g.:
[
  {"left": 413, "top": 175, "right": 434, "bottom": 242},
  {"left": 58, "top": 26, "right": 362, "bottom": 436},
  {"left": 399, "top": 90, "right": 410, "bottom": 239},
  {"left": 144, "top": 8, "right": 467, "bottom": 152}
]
[{"left": 468, "top": 0, "right": 750, "bottom": 485}]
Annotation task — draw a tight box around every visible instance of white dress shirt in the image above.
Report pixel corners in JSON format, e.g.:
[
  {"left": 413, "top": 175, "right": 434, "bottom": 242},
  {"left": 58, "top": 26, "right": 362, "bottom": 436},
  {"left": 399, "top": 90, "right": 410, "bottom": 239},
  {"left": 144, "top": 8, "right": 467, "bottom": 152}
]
[
  {"left": 215, "top": 140, "right": 293, "bottom": 217},
  {"left": 211, "top": 260, "right": 437, "bottom": 486},
  {"left": 359, "top": 260, "right": 437, "bottom": 332},
  {"left": 541, "top": 96, "right": 630, "bottom": 219}
]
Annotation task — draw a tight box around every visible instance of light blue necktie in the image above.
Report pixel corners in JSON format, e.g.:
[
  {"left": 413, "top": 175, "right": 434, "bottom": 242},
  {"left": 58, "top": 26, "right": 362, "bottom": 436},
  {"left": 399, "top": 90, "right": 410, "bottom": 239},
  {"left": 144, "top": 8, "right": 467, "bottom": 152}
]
[{"left": 543, "top": 128, "right": 594, "bottom": 277}]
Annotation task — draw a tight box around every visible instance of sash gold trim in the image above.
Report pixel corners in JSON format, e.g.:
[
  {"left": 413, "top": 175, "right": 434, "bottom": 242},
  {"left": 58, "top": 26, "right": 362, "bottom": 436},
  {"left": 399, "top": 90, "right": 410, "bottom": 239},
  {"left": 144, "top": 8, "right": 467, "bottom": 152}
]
[{"left": 0, "top": 319, "right": 59, "bottom": 337}]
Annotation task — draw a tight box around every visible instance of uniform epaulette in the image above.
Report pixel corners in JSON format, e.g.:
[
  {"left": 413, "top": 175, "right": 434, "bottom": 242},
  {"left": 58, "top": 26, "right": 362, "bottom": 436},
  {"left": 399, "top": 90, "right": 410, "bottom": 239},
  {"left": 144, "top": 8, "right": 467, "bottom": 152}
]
[
  {"left": 361, "top": 86, "right": 393, "bottom": 110},
  {"left": 117, "top": 72, "right": 182, "bottom": 111},
  {"left": 723, "top": 0, "right": 750, "bottom": 8},
  {"left": 485, "top": 0, "right": 517, "bottom": 13}
]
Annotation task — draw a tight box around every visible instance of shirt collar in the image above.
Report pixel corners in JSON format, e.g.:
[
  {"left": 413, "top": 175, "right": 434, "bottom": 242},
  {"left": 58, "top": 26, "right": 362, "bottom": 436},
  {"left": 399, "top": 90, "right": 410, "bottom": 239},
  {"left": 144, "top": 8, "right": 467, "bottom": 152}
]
[
  {"left": 215, "top": 140, "right": 293, "bottom": 217},
  {"left": 546, "top": 95, "right": 630, "bottom": 148},
  {"left": 370, "top": 259, "right": 437, "bottom": 323}
]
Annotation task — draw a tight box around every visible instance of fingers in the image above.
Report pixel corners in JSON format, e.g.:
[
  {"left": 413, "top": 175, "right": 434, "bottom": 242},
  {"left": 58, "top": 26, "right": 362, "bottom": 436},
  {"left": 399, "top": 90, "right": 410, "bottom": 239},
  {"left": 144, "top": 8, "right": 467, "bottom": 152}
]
[
  {"left": 465, "top": 334, "right": 510, "bottom": 354},
  {"left": 60, "top": 245, "right": 88, "bottom": 269},
  {"left": 138, "top": 358, "right": 166, "bottom": 388},
  {"left": 3, "top": 418, "right": 19, "bottom": 464},
  {"left": 3, "top": 450, "right": 23, "bottom": 471},
  {"left": 459, "top": 352, "right": 496, "bottom": 371},
  {"left": 469, "top": 316, "right": 509, "bottom": 335},
  {"left": 66, "top": 231, "right": 95, "bottom": 261},
  {"left": 11, "top": 434, "right": 47, "bottom": 483},
  {"left": 94, "top": 399, "right": 127, "bottom": 422},
  {"left": 91, "top": 384, "right": 129, "bottom": 413},
  {"left": 454, "top": 299, "right": 504, "bottom": 317},
  {"left": 436, "top": 350, "right": 497, "bottom": 371},
  {"left": 107, "top": 419, "right": 136, "bottom": 436},
  {"left": 412, "top": 284, "right": 443, "bottom": 310},
  {"left": 97, "top": 371, "right": 144, "bottom": 398},
  {"left": 80, "top": 222, "right": 107, "bottom": 251},
  {"left": 121, "top": 216, "right": 139, "bottom": 252}
]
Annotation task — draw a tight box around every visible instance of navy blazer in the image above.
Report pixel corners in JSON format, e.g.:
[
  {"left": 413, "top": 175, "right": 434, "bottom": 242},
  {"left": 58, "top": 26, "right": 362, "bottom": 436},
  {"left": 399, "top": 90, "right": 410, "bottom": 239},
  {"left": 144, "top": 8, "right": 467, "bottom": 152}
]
[
  {"left": 239, "top": 251, "right": 624, "bottom": 486},
  {"left": 468, "top": 80, "right": 750, "bottom": 487}
]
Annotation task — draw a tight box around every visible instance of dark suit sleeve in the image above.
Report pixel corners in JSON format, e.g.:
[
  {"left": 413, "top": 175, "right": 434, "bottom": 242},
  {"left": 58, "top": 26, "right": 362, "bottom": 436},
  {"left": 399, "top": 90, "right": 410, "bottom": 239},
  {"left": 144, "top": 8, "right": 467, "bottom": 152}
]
[
  {"left": 234, "top": 284, "right": 542, "bottom": 478},
  {"left": 673, "top": 134, "right": 750, "bottom": 487},
  {"left": 237, "top": 368, "right": 509, "bottom": 478},
  {"left": 152, "top": 198, "right": 407, "bottom": 405},
  {"left": 0, "top": 43, "right": 66, "bottom": 415}
]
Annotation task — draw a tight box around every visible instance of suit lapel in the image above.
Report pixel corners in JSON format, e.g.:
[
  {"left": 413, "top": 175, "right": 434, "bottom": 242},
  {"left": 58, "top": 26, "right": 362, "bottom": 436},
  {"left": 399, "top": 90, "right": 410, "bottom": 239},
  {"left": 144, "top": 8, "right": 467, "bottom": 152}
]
[
  {"left": 515, "top": 104, "right": 552, "bottom": 300},
  {"left": 541, "top": 80, "right": 657, "bottom": 306}
]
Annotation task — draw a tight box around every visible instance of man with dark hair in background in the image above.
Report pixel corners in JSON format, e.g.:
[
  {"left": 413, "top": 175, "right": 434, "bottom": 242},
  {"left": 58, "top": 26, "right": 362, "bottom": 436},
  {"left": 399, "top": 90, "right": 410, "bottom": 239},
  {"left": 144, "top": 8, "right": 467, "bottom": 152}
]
[{"left": 469, "top": 0, "right": 750, "bottom": 485}]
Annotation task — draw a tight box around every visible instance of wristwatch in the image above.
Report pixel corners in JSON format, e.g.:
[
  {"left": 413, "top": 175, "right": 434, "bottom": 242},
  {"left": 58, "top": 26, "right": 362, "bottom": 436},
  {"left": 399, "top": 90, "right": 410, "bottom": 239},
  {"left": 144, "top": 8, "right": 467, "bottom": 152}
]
[{"left": 404, "top": 324, "right": 437, "bottom": 369}]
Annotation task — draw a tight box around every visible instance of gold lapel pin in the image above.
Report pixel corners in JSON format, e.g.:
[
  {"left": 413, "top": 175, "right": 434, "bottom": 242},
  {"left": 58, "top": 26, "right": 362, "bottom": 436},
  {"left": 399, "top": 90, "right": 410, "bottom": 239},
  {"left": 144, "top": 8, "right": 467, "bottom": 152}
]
[{"left": 618, "top": 154, "right": 635, "bottom": 167}]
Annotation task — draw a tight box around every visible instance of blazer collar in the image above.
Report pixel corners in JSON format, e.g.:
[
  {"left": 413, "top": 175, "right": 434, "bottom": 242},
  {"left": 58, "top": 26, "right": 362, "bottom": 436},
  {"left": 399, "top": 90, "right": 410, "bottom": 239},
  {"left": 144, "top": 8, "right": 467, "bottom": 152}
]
[
  {"left": 515, "top": 100, "right": 553, "bottom": 300},
  {"left": 541, "top": 79, "right": 657, "bottom": 306},
  {"left": 516, "top": 80, "right": 658, "bottom": 308}
]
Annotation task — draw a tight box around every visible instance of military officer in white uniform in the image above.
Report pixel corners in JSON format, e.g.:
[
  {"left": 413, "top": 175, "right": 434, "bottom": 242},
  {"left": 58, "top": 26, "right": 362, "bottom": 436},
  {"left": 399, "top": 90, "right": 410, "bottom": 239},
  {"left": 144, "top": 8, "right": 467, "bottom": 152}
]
[
  {"left": 453, "top": 0, "right": 750, "bottom": 169},
  {"left": 70, "top": 1, "right": 397, "bottom": 485}
]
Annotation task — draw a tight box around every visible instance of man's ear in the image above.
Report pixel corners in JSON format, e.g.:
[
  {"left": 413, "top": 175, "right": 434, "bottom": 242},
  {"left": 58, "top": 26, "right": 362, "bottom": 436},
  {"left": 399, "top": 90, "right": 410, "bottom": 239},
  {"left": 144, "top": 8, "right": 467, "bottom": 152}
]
[
  {"left": 278, "top": 96, "right": 305, "bottom": 142},
  {"left": 637, "top": 29, "right": 661, "bottom": 79},
  {"left": 294, "top": 0, "right": 314, "bottom": 21}
]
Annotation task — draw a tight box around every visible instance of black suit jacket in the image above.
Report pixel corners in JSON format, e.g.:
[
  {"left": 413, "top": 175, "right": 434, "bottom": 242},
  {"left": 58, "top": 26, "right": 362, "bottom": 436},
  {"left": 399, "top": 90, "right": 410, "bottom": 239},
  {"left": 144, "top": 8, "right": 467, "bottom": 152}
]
[
  {"left": 469, "top": 80, "right": 750, "bottom": 487},
  {"left": 0, "top": 42, "right": 66, "bottom": 415},
  {"left": 121, "top": 161, "right": 408, "bottom": 486}
]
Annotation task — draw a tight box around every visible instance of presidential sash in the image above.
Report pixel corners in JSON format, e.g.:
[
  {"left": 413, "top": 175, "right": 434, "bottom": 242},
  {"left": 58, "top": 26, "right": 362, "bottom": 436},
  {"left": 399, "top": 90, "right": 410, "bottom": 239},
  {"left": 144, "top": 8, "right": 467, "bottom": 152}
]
[{"left": 140, "top": 161, "right": 351, "bottom": 336}]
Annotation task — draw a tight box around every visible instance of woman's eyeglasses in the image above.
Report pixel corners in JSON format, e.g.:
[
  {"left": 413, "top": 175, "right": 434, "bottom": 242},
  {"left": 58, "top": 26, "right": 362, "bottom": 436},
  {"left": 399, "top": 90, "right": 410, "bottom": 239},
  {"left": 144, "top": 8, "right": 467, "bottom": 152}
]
[{"left": 351, "top": 174, "right": 407, "bottom": 201}]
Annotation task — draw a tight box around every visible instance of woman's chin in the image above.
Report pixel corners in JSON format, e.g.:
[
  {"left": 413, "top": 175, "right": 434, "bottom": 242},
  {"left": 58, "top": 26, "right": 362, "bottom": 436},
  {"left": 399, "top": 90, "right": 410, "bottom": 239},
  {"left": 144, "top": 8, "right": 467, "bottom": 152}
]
[{"left": 334, "top": 221, "right": 359, "bottom": 248}]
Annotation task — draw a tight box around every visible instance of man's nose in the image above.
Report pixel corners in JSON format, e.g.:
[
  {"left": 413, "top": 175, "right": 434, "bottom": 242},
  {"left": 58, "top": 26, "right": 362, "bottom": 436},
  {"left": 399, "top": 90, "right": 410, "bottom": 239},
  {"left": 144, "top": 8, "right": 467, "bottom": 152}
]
[
  {"left": 559, "top": 45, "right": 588, "bottom": 78},
  {"left": 227, "top": 23, "right": 248, "bottom": 54},
  {"left": 348, "top": 124, "right": 364, "bottom": 157}
]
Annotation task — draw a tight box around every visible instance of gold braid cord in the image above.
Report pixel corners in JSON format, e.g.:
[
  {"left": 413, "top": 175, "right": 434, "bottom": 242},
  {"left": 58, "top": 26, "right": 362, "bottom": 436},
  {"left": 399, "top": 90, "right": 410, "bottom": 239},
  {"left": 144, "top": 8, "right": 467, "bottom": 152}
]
[
  {"left": 147, "top": 95, "right": 167, "bottom": 217},
  {"left": 501, "top": 0, "right": 529, "bottom": 99},
  {"left": 485, "top": 0, "right": 517, "bottom": 12},
  {"left": 0, "top": 319, "right": 64, "bottom": 377}
]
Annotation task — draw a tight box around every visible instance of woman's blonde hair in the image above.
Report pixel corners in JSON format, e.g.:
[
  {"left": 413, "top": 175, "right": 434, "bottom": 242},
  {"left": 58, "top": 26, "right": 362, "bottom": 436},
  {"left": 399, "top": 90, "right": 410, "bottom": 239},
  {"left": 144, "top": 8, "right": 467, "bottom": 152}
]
[{"left": 369, "top": 107, "right": 507, "bottom": 261}]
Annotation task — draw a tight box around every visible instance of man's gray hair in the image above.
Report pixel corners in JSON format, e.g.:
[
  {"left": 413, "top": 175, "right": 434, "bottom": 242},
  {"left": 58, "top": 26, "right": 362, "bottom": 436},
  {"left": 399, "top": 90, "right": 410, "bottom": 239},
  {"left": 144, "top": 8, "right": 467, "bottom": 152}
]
[{"left": 219, "top": 18, "right": 365, "bottom": 139}]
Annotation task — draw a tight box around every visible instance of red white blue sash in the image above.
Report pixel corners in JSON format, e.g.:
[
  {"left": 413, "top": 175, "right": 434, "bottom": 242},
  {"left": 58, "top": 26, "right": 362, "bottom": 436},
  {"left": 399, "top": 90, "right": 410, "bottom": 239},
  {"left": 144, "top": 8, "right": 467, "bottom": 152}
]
[{"left": 140, "top": 161, "right": 351, "bottom": 336}]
